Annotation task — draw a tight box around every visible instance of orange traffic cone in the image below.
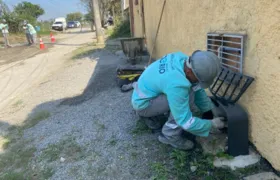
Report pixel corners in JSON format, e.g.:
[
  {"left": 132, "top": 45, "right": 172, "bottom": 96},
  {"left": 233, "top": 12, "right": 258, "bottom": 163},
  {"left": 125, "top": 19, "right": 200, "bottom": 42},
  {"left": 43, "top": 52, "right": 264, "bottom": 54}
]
[
  {"left": 40, "top": 38, "right": 45, "bottom": 50},
  {"left": 51, "top": 34, "right": 56, "bottom": 43}
]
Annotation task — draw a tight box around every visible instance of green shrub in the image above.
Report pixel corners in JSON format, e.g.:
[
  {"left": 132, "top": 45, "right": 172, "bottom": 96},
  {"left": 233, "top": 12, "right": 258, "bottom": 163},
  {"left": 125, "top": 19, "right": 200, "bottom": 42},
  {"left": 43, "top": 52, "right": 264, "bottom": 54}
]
[
  {"left": 1, "top": 12, "right": 36, "bottom": 33},
  {"left": 108, "top": 19, "right": 131, "bottom": 39}
]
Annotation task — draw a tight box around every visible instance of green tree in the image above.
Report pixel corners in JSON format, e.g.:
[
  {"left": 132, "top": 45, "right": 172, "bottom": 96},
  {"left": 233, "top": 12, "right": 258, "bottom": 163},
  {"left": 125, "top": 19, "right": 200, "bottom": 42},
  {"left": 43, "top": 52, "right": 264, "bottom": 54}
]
[
  {"left": 1, "top": 12, "right": 23, "bottom": 33},
  {"left": 84, "top": 13, "right": 93, "bottom": 22},
  {"left": 1, "top": 1, "right": 45, "bottom": 33},
  {"left": 14, "top": 1, "right": 44, "bottom": 19},
  {"left": 0, "top": 0, "right": 10, "bottom": 16},
  {"left": 80, "top": 0, "right": 121, "bottom": 26},
  {"left": 99, "top": 0, "right": 121, "bottom": 23},
  {"left": 80, "top": 0, "right": 94, "bottom": 31},
  {"left": 66, "top": 12, "right": 83, "bottom": 21}
]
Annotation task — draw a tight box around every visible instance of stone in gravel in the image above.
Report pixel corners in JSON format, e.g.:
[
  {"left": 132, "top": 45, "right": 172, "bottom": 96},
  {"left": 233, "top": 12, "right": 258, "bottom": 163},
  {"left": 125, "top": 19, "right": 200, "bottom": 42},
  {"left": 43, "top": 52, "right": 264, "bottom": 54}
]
[
  {"left": 243, "top": 172, "right": 280, "bottom": 180},
  {"left": 60, "top": 157, "right": 65, "bottom": 163},
  {"left": 190, "top": 166, "right": 197, "bottom": 172},
  {"left": 213, "top": 149, "right": 260, "bottom": 170}
]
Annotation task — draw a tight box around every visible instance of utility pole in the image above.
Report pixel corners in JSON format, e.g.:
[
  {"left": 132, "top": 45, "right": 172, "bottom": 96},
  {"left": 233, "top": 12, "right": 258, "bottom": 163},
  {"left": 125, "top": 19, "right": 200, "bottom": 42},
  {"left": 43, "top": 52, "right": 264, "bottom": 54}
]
[{"left": 92, "top": 0, "right": 104, "bottom": 44}]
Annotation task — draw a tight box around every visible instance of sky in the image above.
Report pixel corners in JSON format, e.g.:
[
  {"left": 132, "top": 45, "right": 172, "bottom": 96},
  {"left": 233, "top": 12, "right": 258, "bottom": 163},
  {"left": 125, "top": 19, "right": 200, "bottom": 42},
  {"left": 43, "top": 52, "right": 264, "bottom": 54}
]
[{"left": 4, "top": 0, "right": 86, "bottom": 20}]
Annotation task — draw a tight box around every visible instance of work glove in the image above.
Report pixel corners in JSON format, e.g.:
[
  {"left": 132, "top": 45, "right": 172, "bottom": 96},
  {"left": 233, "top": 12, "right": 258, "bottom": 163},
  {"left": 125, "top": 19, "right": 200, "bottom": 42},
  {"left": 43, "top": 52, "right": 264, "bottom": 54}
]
[
  {"left": 210, "top": 117, "right": 226, "bottom": 134},
  {"left": 121, "top": 82, "right": 136, "bottom": 92},
  {"left": 212, "top": 117, "right": 225, "bottom": 129}
]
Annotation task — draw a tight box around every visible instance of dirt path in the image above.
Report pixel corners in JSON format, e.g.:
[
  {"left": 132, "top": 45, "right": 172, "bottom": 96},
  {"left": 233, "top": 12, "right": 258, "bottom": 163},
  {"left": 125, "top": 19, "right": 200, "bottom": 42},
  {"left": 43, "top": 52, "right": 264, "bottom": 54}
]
[
  {"left": 0, "top": 46, "right": 47, "bottom": 66},
  {"left": 0, "top": 29, "right": 95, "bottom": 111}
]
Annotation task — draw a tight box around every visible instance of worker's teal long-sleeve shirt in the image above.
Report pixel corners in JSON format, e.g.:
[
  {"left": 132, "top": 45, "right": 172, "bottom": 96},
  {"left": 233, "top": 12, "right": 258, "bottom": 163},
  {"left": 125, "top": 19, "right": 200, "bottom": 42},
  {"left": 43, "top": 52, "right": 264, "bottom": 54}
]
[
  {"left": 131, "top": 52, "right": 214, "bottom": 137},
  {"left": 24, "top": 24, "right": 36, "bottom": 34}
]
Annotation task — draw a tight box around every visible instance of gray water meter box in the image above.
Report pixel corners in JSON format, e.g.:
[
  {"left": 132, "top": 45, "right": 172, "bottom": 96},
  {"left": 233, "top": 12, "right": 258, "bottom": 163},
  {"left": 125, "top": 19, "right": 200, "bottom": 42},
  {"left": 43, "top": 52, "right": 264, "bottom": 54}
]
[{"left": 209, "top": 67, "right": 254, "bottom": 156}]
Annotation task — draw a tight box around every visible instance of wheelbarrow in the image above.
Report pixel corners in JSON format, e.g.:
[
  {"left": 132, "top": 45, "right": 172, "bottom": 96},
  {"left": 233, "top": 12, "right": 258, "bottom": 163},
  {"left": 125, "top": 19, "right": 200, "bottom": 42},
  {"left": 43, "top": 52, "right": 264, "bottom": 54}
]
[
  {"left": 209, "top": 67, "right": 254, "bottom": 156},
  {"left": 116, "top": 38, "right": 147, "bottom": 89},
  {"left": 116, "top": 64, "right": 145, "bottom": 88},
  {"left": 119, "top": 37, "right": 146, "bottom": 65}
]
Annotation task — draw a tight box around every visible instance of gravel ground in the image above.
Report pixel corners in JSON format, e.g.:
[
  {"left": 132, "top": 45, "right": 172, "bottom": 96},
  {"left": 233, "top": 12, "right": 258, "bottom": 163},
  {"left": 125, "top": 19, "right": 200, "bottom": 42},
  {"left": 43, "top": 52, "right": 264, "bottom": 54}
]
[{"left": 27, "top": 50, "right": 170, "bottom": 180}]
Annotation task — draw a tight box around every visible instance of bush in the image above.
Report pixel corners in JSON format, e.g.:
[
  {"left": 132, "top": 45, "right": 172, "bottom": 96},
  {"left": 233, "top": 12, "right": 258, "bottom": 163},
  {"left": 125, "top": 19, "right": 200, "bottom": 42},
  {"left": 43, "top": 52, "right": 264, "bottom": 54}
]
[
  {"left": 108, "top": 19, "right": 131, "bottom": 39},
  {"left": 1, "top": 12, "right": 36, "bottom": 33},
  {"left": 1, "top": 1, "right": 45, "bottom": 33},
  {"left": 35, "top": 21, "right": 52, "bottom": 34}
]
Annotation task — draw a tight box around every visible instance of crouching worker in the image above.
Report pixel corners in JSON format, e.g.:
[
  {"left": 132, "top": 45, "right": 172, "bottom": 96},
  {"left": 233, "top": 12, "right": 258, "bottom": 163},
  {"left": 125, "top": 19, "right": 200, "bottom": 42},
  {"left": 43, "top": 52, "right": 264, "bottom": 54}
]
[{"left": 131, "top": 51, "right": 225, "bottom": 150}]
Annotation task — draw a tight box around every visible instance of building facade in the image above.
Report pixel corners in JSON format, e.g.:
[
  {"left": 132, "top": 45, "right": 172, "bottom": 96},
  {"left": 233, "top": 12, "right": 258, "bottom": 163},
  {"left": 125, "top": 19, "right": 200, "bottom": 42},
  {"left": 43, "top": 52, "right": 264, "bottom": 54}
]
[{"left": 130, "top": 0, "right": 280, "bottom": 170}]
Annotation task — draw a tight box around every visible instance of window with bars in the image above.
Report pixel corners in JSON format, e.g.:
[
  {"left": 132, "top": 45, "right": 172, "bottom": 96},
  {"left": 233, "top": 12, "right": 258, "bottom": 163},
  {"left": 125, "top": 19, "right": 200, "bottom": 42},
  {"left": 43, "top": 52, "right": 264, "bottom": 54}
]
[{"left": 207, "top": 33, "right": 245, "bottom": 73}]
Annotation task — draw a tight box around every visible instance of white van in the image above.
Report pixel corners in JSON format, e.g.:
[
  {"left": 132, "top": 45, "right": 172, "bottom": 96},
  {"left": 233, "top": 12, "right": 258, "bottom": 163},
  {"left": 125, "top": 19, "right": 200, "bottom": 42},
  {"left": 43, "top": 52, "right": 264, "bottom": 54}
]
[{"left": 52, "top": 17, "right": 67, "bottom": 31}]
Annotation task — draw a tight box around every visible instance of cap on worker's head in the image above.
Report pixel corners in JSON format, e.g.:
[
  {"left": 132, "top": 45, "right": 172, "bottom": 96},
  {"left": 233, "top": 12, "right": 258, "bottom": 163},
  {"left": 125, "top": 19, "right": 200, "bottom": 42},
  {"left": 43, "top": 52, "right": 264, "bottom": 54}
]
[
  {"left": 2, "top": 19, "right": 6, "bottom": 23},
  {"left": 23, "top": 20, "right": 28, "bottom": 25},
  {"left": 187, "top": 50, "right": 221, "bottom": 89}
]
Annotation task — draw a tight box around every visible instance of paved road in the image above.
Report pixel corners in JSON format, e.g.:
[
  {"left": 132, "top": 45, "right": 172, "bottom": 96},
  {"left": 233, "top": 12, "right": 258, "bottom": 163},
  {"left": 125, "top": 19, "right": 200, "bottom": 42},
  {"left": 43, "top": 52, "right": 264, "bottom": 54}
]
[{"left": 0, "top": 29, "right": 95, "bottom": 110}]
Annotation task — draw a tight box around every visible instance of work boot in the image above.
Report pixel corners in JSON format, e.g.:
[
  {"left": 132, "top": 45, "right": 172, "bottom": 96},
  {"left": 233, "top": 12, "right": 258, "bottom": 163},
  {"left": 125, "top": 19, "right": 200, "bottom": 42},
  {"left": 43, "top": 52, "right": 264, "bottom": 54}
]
[
  {"left": 158, "top": 134, "right": 194, "bottom": 150},
  {"left": 141, "top": 117, "right": 162, "bottom": 130}
]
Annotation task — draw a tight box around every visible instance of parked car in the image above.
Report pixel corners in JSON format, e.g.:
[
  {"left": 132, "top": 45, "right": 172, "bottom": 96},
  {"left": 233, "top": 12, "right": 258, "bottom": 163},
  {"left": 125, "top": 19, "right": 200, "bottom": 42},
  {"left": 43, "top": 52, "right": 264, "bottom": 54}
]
[
  {"left": 74, "top": 21, "right": 81, "bottom": 28},
  {"left": 67, "top": 21, "right": 76, "bottom": 28},
  {"left": 52, "top": 17, "right": 67, "bottom": 31}
]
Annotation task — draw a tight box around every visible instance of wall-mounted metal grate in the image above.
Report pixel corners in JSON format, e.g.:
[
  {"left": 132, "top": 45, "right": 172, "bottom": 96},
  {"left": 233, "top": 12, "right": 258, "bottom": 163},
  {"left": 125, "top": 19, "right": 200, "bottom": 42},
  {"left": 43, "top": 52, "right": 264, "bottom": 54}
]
[
  {"left": 210, "top": 67, "right": 254, "bottom": 104},
  {"left": 207, "top": 33, "right": 245, "bottom": 73}
]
